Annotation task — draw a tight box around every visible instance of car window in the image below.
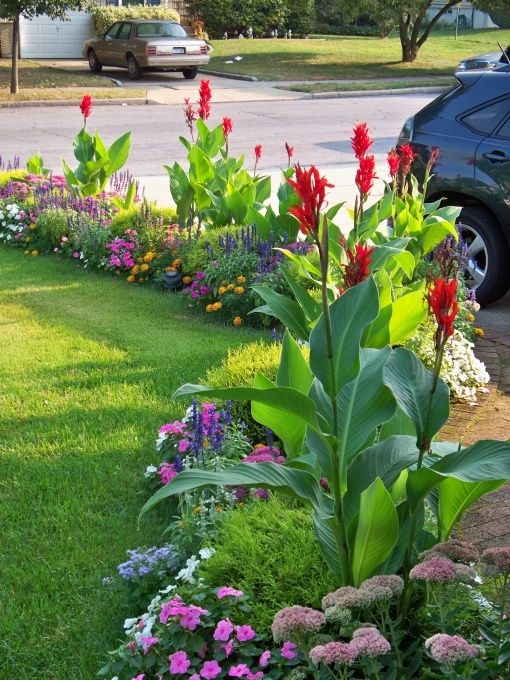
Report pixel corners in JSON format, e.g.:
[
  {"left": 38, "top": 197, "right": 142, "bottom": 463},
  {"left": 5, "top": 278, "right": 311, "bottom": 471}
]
[
  {"left": 105, "top": 23, "right": 121, "bottom": 39},
  {"left": 117, "top": 23, "right": 132, "bottom": 40},
  {"left": 496, "top": 116, "right": 510, "bottom": 139},
  {"left": 461, "top": 98, "right": 510, "bottom": 135},
  {"left": 136, "top": 22, "right": 187, "bottom": 38}
]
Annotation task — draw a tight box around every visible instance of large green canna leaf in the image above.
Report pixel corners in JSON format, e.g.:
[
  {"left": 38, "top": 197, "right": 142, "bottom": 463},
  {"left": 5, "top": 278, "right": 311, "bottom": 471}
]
[
  {"left": 337, "top": 347, "right": 396, "bottom": 468},
  {"left": 282, "top": 269, "right": 321, "bottom": 328},
  {"left": 351, "top": 478, "right": 399, "bottom": 586},
  {"left": 344, "top": 435, "right": 419, "bottom": 524},
  {"left": 438, "top": 478, "right": 505, "bottom": 540},
  {"left": 107, "top": 131, "right": 131, "bottom": 175},
  {"left": 250, "top": 286, "right": 310, "bottom": 341},
  {"left": 432, "top": 440, "right": 510, "bottom": 481},
  {"left": 276, "top": 331, "right": 313, "bottom": 394},
  {"left": 363, "top": 290, "right": 427, "bottom": 349},
  {"left": 173, "top": 383, "right": 321, "bottom": 434},
  {"left": 383, "top": 348, "right": 450, "bottom": 445},
  {"left": 313, "top": 514, "right": 343, "bottom": 581},
  {"left": 310, "top": 277, "right": 379, "bottom": 397},
  {"left": 139, "top": 462, "right": 332, "bottom": 519},
  {"left": 420, "top": 216, "right": 458, "bottom": 256}
]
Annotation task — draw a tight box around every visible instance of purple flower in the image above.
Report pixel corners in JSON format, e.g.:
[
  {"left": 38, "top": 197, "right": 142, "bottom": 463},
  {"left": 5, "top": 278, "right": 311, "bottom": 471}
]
[
  {"left": 196, "top": 271, "right": 205, "bottom": 280},
  {"left": 214, "top": 618, "right": 234, "bottom": 641},
  {"left": 236, "top": 624, "right": 256, "bottom": 642},
  {"left": 200, "top": 660, "right": 222, "bottom": 679},
  {"left": 259, "top": 651, "right": 271, "bottom": 668},
  {"left": 280, "top": 641, "right": 298, "bottom": 660},
  {"left": 410, "top": 557, "right": 457, "bottom": 582},
  {"left": 272, "top": 606, "right": 326, "bottom": 642},
  {"left": 351, "top": 627, "right": 391, "bottom": 657},
  {"left": 228, "top": 665, "right": 250, "bottom": 677},
  {"left": 309, "top": 641, "right": 359, "bottom": 666}
]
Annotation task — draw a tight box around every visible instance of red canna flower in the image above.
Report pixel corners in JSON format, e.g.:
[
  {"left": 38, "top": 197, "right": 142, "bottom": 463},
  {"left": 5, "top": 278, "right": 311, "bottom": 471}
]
[
  {"left": 343, "top": 242, "right": 375, "bottom": 288},
  {"left": 287, "top": 164, "right": 333, "bottom": 236},
  {"left": 398, "top": 144, "right": 415, "bottom": 176},
  {"left": 197, "top": 79, "right": 212, "bottom": 120},
  {"left": 351, "top": 122, "right": 373, "bottom": 159},
  {"left": 285, "top": 141, "right": 294, "bottom": 164},
  {"left": 183, "top": 98, "right": 196, "bottom": 137},
  {"left": 222, "top": 117, "right": 233, "bottom": 138},
  {"left": 355, "top": 154, "right": 376, "bottom": 197},
  {"left": 430, "top": 146, "right": 440, "bottom": 167},
  {"left": 80, "top": 94, "right": 92, "bottom": 124},
  {"left": 427, "top": 277, "right": 459, "bottom": 341},
  {"left": 387, "top": 147, "right": 400, "bottom": 181},
  {"left": 254, "top": 144, "right": 262, "bottom": 161}
]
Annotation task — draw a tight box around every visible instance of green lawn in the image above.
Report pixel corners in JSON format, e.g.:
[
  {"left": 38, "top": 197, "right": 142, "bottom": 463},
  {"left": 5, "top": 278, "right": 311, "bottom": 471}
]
[
  {"left": 0, "top": 248, "right": 259, "bottom": 679},
  {"left": 280, "top": 76, "right": 455, "bottom": 93},
  {"left": 207, "top": 29, "right": 510, "bottom": 81}
]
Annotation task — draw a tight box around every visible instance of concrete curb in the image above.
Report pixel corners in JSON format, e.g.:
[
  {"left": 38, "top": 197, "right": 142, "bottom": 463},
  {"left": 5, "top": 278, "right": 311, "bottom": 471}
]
[
  {"left": 308, "top": 86, "right": 450, "bottom": 99},
  {"left": 198, "top": 68, "right": 258, "bottom": 82},
  {"left": 0, "top": 97, "right": 158, "bottom": 108}
]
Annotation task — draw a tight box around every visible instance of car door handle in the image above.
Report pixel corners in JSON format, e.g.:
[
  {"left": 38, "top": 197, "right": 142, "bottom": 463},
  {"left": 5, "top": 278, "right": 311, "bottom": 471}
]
[{"left": 482, "top": 150, "right": 510, "bottom": 163}]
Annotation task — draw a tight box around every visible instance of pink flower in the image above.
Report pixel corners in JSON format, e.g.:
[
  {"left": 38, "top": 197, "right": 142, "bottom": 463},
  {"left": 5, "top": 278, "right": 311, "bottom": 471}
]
[
  {"left": 482, "top": 546, "right": 510, "bottom": 573},
  {"left": 160, "top": 597, "right": 188, "bottom": 623},
  {"left": 309, "top": 641, "right": 359, "bottom": 666},
  {"left": 190, "top": 676, "right": 201, "bottom": 680},
  {"left": 228, "top": 665, "right": 250, "bottom": 677},
  {"left": 200, "top": 660, "right": 222, "bottom": 679},
  {"left": 158, "top": 462, "right": 177, "bottom": 485},
  {"left": 195, "top": 271, "right": 205, "bottom": 280},
  {"left": 217, "top": 586, "right": 244, "bottom": 599},
  {"left": 224, "top": 639, "right": 234, "bottom": 657},
  {"left": 169, "top": 651, "right": 191, "bottom": 674},
  {"left": 178, "top": 439, "right": 190, "bottom": 453},
  {"left": 351, "top": 628, "right": 391, "bottom": 657},
  {"left": 73, "top": 251, "right": 80, "bottom": 259},
  {"left": 191, "top": 291, "right": 199, "bottom": 299},
  {"left": 214, "top": 618, "right": 234, "bottom": 641},
  {"left": 259, "top": 651, "right": 271, "bottom": 668},
  {"left": 159, "top": 421, "right": 187, "bottom": 435},
  {"left": 410, "top": 557, "right": 457, "bottom": 582},
  {"left": 132, "top": 675, "right": 145, "bottom": 680},
  {"left": 247, "top": 673, "right": 264, "bottom": 680},
  {"left": 236, "top": 624, "right": 256, "bottom": 642},
  {"left": 140, "top": 636, "right": 159, "bottom": 654},
  {"left": 280, "top": 641, "right": 298, "bottom": 660},
  {"left": 272, "top": 606, "right": 325, "bottom": 642},
  {"left": 180, "top": 609, "right": 202, "bottom": 631},
  {"left": 425, "top": 634, "right": 479, "bottom": 664}
]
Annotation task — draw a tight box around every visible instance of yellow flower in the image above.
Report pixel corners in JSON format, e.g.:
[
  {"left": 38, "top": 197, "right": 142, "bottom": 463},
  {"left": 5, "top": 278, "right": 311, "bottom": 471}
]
[
  {"left": 218, "top": 286, "right": 227, "bottom": 295},
  {"left": 131, "top": 265, "right": 140, "bottom": 275},
  {"left": 24, "top": 249, "right": 30, "bottom": 255},
  {"left": 127, "top": 275, "right": 135, "bottom": 283},
  {"left": 236, "top": 275, "right": 246, "bottom": 284},
  {"left": 166, "top": 266, "right": 176, "bottom": 272},
  {"left": 140, "top": 263, "right": 150, "bottom": 272},
  {"left": 213, "top": 301, "right": 222, "bottom": 311},
  {"left": 233, "top": 316, "right": 242, "bottom": 326},
  {"left": 206, "top": 304, "right": 214, "bottom": 313},
  {"left": 215, "top": 505, "right": 224, "bottom": 513},
  {"left": 193, "top": 506, "right": 202, "bottom": 514},
  {"left": 227, "top": 283, "right": 235, "bottom": 291},
  {"left": 31, "top": 250, "right": 38, "bottom": 256},
  {"left": 466, "top": 312, "right": 475, "bottom": 322},
  {"left": 143, "top": 251, "right": 156, "bottom": 263},
  {"left": 234, "top": 286, "right": 245, "bottom": 295},
  {"left": 172, "top": 259, "right": 181, "bottom": 268},
  {"left": 474, "top": 327, "right": 484, "bottom": 337},
  {"left": 25, "top": 236, "right": 31, "bottom": 243},
  {"left": 29, "top": 223, "right": 37, "bottom": 230},
  {"left": 182, "top": 276, "right": 192, "bottom": 285},
  {"left": 254, "top": 443, "right": 265, "bottom": 448}
]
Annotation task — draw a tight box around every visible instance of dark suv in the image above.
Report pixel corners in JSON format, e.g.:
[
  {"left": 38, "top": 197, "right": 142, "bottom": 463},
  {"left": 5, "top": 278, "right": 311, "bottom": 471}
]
[{"left": 398, "top": 66, "right": 510, "bottom": 305}]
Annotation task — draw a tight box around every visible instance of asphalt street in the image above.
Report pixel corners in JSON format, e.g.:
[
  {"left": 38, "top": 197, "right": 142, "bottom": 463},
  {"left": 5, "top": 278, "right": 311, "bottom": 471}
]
[{"left": 1, "top": 93, "right": 436, "bottom": 175}]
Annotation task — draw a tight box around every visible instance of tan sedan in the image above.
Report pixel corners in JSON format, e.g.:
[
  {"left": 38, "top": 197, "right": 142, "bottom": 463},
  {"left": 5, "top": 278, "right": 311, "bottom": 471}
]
[{"left": 83, "top": 20, "right": 210, "bottom": 80}]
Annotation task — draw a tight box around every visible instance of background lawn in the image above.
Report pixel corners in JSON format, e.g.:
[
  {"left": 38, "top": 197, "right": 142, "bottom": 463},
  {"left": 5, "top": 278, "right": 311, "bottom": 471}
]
[
  {"left": 207, "top": 29, "right": 510, "bottom": 80},
  {"left": 0, "top": 248, "right": 260, "bottom": 679}
]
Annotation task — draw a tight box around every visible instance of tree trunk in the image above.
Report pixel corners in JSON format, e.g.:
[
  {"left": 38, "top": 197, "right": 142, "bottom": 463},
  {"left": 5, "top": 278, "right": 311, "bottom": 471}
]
[
  {"left": 10, "top": 13, "right": 20, "bottom": 95},
  {"left": 401, "top": 40, "right": 418, "bottom": 62}
]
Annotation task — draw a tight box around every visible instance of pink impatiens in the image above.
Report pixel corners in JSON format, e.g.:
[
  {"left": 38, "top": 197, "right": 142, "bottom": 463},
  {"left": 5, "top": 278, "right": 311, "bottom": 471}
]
[
  {"left": 169, "top": 650, "right": 191, "bottom": 674},
  {"left": 217, "top": 586, "right": 244, "bottom": 599},
  {"left": 213, "top": 618, "right": 234, "bottom": 642}
]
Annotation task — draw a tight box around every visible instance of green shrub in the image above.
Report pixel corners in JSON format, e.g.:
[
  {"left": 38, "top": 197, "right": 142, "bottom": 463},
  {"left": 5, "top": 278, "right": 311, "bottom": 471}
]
[
  {"left": 488, "top": 10, "right": 510, "bottom": 29},
  {"left": 286, "top": 0, "right": 314, "bottom": 35},
  {"left": 200, "top": 496, "right": 338, "bottom": 634},
  {"left": 87, "top": 5, "right": 180, "bottom": 36},
  {"left": 36, "top": 208, "right": 76, "bottom": 249},
  {"left": 110, "top": 204, "right": 177, "bottom": 237},
  {"left": 189, "top": 0, "right": 288, "bottom": 38},
  {"left": 179, "top": 225, "right": 254, "bottom": 275}
]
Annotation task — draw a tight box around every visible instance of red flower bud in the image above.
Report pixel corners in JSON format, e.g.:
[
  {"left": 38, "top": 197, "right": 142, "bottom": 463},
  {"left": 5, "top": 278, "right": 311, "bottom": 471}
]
[
  {"left": 197, "top": 79, "right": 211, "bottom": 120},
  {"left": 222, "top": 116, "right": 233, "bottom": 138},
  {"left": 254, "top": 144, "right": 262, "bottom": 161},
  {"left": 351, "top": 122, "right": 373, "bottom": 159},
  {"left": 285, "top": 141, "right": 294, "bottom": 161},
  {"left": 427, "top": 277, "right": 459, "bottom": 340},
  {"left": 287, "top": 164, "right": 333, "bottom": 236},
  {"left": 398, "top": 144, "right": 415, "bottom": 176},
  {"left": 80, "top": 94, "right": 92, "bottom": 121},
  {"left": 343, "top": 242, "right": 375, "bottom": 288},
  {"left": 387, "top": 148, "right": 400, "bottom": 181},
  {"left": 355, "top": 154, "right": 376, "bottom": 197}
]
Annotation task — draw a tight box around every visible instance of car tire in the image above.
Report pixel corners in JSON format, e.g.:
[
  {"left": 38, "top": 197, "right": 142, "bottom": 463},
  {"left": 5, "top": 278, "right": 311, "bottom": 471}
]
[
  {"left": 456, "top": 206, "right": 510, "bottom": 305},
  {"left": 88, "top": 49, "right": 102, "bottom": 73},
  {"left": 127, "top": 55, "right": 142, "bottom": 80},
  {"left": 182, "top": 68, "right": 198, "bottom": 80}
]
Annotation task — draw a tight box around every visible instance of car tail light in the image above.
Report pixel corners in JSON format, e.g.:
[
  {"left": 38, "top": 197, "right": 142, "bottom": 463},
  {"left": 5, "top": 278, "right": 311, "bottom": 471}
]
[
  {"left": 200, "top": 44, "right": 208, "bottom": 55},
  {"left": 146, "top": 45, "right": 157, "bottom": 56}
]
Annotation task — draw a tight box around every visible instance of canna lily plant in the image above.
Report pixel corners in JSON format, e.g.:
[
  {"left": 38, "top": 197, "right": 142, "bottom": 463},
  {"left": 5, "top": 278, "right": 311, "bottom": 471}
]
[{"left": 141, "top": 135, "right": 510, "bottom": 592}]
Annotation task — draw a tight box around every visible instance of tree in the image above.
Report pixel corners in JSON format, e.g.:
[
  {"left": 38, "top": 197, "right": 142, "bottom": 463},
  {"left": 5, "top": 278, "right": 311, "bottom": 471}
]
[
  {"left": 340, "top": 1, "right": 510, "bottom": 62},
  {"left": 0, "top": 0, "right": 79, "bottom": 94}
]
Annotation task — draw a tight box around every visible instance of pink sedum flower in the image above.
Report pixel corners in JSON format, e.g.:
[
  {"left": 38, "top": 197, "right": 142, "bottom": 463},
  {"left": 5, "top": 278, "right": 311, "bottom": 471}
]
[
  {"left": 169, "top": 651, "right": 191, "bottom": 674},
  {"left": 482, "top": 546, "right": 510, "bottom": 572},
  {"left": 200, "top": 660, "right": 222, "bottom": 679},
  {"left": 217, "top": 586, "right": 244, "bottom": 599},
  {"left": 236, "top": 625, "right": 256, "bottom": 642},
  {"left": 280, "top": 641, "right": 298, "bottom": 660},
  {"left": 214, "top": 618, "right": 234, "bottom": 641},
  {"left": 352, "top": 627, "right": 391, "bottom": 657},
  {"left": 309, "top": 641, "right": 359, "bottom": 666},
  {"left": 410, "top": 557, "right": 457, "bottom": 582},
  {"left": 272, "top": 606, "right": 325, "bottom": 642},
  {"left": 425, "top": 634, "right": 479, "bottom": 664}
]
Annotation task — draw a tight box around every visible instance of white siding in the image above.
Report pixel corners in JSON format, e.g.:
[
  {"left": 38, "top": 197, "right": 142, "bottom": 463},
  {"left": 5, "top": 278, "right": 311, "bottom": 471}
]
[{"left": 20, "top": 11, "right": 95, "bottom": 59}]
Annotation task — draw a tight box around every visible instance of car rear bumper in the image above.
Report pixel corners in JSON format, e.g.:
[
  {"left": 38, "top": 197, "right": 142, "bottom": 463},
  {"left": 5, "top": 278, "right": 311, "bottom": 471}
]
[{"left": 141, "top": 55, "right": 210, "bottom": 69}]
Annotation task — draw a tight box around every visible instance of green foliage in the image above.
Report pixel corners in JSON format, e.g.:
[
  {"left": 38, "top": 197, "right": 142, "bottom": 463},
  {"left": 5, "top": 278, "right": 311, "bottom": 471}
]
[
  {"left": 189, "top": 0, "right": 289, "bottom": 37},
  {"left": 85, "top": 4, "right": 180, "bottom": 36},
  {"left": 109, "top": 203, "right": 177, "bottom": 241},
  {"left": 199, "top": 496, "right": 338, "bottom": 634},
  {"left": 286, "top": 0, "right": 314, "bottom": 35},
  {"left": 36, "top": 207, "right": 75, "bottom": 249},
  {"left": 26, "top": 153, "right": 50, "bottom": 177},
  {"left": 0, "top": 0, "right": 78, "bottom": 21}
]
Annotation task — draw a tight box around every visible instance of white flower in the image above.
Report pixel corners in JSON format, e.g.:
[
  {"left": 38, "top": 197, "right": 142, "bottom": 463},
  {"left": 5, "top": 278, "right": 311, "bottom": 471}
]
[
  {"left": 155, "top": 433, "right": 167, "bottom": 451},
  {"left": 159, "top": 583, "right": 177, "bottom": 595},
  {"left": 175, "top": 555, "right": 200, "bottom": 583},
  {"left": 144, "top": 464, "right": 158, "bottom": 478},
  {"left": 147, "top": 595, "right": 161, "bottom": 614},
  {"left": 199, "top": 546, "right": 216, "bottom": 560}
]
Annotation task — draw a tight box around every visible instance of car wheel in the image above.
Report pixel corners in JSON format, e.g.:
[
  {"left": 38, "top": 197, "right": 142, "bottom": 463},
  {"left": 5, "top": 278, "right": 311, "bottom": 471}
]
[
  {"left": 88, "top": 49, "right": 102, "bottom": 73},
  {"left": 127, "top": 55, "right": 142, "bottom": 80},
  {"left": 456, "top": 206, "right": 510, "bottom": 305},
  {"left": 182, "top": 68, "right": 198, "bottom": 80}
]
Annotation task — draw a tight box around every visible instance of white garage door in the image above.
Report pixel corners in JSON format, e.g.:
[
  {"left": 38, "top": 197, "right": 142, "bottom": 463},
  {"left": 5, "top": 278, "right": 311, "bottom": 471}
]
[{"left": 20, "top": 11, "right": 95, "bottom": 59}]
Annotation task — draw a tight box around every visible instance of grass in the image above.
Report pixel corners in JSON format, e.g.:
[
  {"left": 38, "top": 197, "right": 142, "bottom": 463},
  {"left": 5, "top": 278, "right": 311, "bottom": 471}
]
[
  {"left": 207, "top": 28, "right": 510, "bottom": 81},
  {"left": 280, "top": 76, "right": 455, "bottom": 93},
  {"left": 0, "top": 59, "right": 145, "bottom": 100},
  {"left": 0, "top": 248, "right": 260, "bottom": 679}
]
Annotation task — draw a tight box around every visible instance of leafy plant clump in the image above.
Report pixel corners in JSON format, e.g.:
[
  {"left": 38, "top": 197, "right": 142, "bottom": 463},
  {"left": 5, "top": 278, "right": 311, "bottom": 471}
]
[{"left": 87, "top": 4, "right": 180, "bottom": 36}]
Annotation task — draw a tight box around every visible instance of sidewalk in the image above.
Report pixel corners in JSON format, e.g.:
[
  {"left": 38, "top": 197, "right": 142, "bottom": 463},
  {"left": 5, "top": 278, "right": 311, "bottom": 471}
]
[{"left": 441, "top": 310, "right": 510, "bottom": 550}]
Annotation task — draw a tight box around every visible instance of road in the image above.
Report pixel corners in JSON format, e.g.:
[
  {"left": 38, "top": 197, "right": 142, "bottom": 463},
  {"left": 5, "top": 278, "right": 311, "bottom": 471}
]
[{"left": 1, "top": 93, "right": 436, "bottom": 175}]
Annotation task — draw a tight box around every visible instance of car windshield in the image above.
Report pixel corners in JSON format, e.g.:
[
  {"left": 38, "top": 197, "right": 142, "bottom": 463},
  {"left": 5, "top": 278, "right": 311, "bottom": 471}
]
[{"left": 136, "top": 22, "right": 187, "bottom": 38}]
